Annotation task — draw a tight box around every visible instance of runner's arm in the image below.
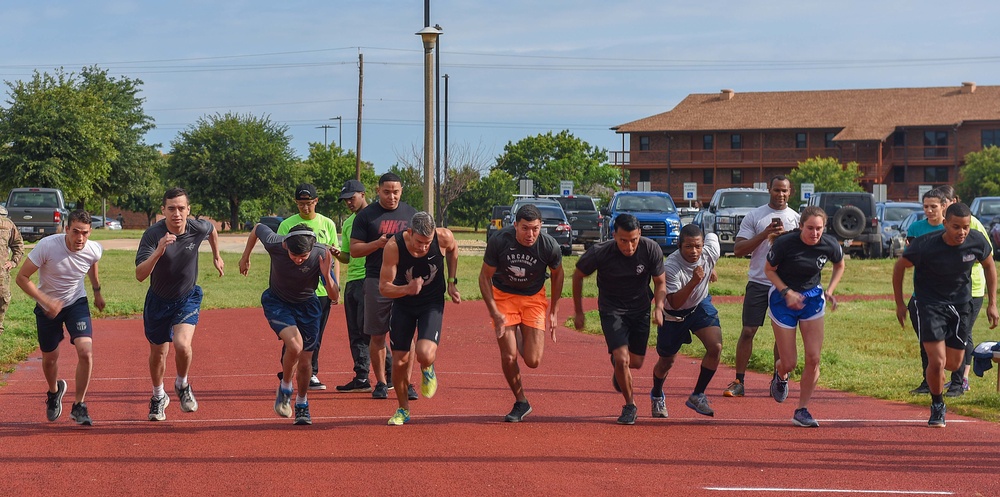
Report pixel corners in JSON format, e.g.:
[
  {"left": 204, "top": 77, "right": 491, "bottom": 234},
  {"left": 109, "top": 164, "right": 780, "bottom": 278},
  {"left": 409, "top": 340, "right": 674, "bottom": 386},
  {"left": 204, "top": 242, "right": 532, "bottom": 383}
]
[
  {"left": 350, "top": 233, "right": 391, "bottom": 258},
  {"left": 439, "top": 228, "right": 461, "bottom": 303},
  {"left": 652, "top": 272, "right": 666, "bottom": 326},
  {"left": 479, "top": 263, "right": 506, "bottom": 338},
  {"left": 87, "top": 262, "right": 105, "bottom": 312},
  {"left": 238, "top": 225, "right": 261, "bottom": 276},
  {"left": 572, "top": 269, "right": 587, "bottom": 330},
  {"left": 208, "top": 224, "right": 225, "bottom": 277},
  {"left": 15, "top": 260, "right": 62, "bottom": 317},
  {"left": 548, "top": 264, "right": 564, "bottom": 342},
  {"left": 980, "top": 254, "right": 999, "bottom": 328},
  {"left": 892, "top": 256, "right": 913, "bottom": 327},
  {"left": 378, "top": 237, "right": 418, "bottom": 298}
]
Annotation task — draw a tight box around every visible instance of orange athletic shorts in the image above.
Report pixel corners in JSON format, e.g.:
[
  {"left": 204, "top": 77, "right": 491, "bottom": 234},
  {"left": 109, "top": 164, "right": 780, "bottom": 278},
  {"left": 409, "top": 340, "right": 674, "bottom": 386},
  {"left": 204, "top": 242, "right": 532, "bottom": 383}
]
[{"left": 493, "top": 286, "right": 548, "bottom": 330}]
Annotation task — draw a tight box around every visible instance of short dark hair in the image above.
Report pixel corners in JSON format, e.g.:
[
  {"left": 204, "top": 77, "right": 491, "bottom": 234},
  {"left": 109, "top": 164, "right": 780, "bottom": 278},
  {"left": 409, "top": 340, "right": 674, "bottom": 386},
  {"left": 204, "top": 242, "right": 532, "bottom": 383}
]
[
  {"left": 931, "top": 185, "right": 957, "bottom": 202},
  {"left": 922, "top": 188, "right": 948, "bottom": 203},
  {"left": 285, "top": 223, "right": 316, "bottom": 254},
  {"left": 678, "top": 223, "right": 703, "bottom": 246},
  {"left": 515, "top": 204, "right": 541, "bottom": 223},
  {"left": 614, "top": 213, "right": 640, "bottom": 233},
  {"left": 163, "top": 187, "right": 189, "bottom": 206},
  {"left": 769, "top": 175, "right": 790, "bottom": 188},
  {"left": 68, "top": 209, "right": 91, "bottom": 227},
  {"left": 945, "top": 202, "right": 972, "bottom": 220},
  {"left": 379, "top": 173, "right": 402, "bottom": 186}
]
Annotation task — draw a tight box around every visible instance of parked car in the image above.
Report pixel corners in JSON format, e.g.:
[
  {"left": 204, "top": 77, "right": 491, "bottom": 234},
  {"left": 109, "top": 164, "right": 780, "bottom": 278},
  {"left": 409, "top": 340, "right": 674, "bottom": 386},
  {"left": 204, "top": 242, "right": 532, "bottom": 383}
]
[
  {"left": 806, "top": 191, "right": 882, "bottom": 258},
  {"left": 600, "top": 191, "right": 682, "bottom": 254},
  {"left": 677, "top": 206, "right": 700, "bottom": 226},
  {"left": 890, "top": 211, "right": 925, "bottom": 257},
  {"left": 4, "top": 187, "right": 70, "bottom": 242},
  {"left": 90, "top": 215, "right": 123, "bottom": 230},
  {"left": 485, "top": 205, "right": 510, "bottom": 242},
  {"left": 258, "top": 216, "right": 284, "bottom": 232},
  {"left": 876, "top": 201, "right": 922, "bottom": 257},
  {"left": 505, "top": 197, "right": 573, "bottom": 256},
  {"left": 551, "top": 195, "right": 602, "bottom": 250},
  {"left": 698, "top": 188, "right": 770, "bottom": 254},
  {"left": 970, "top": 196, "right": 1000, "bottom": 222}
]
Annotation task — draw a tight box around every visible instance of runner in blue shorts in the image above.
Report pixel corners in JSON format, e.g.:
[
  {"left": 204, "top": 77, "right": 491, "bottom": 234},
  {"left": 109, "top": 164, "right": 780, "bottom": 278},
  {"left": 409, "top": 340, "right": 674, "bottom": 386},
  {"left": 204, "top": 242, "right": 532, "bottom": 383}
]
[
  {"left": 765, "top": 206, "right": 845, "bottom": 428},
  {"left": 651, "top": 224, "right": 722, "bottom": 419},
  {"left": 240, "top": 223, "right": 338, "bottom": 425}
]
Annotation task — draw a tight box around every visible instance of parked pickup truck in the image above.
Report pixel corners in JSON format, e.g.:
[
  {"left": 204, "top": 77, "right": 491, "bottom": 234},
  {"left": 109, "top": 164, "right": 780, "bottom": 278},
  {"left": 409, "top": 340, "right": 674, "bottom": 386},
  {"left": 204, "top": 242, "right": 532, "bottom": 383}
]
[
  {"left": 601, "top": 191, "right": 682, "bottom": 254},
  {"left": 5, "top": 188, "right": 70, "bottom": 242},
  {"left": 697, "top": 188, "right": 770, "bottom": 254}
]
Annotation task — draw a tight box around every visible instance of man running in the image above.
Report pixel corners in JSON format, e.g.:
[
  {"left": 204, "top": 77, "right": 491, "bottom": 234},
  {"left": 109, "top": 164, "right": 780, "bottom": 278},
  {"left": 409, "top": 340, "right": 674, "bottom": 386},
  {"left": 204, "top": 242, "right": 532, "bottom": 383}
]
[
  {"left": 480, "top": 204, "right": 564, "bottom": 422},
  {"left": 335, "top": 179, "right": 374, "bottom": 393},
  {"left": 379, "top": 212, "right": 461, "bottom": 425},
  {"left": 16, "top": 210, "right": 104, "bottom": 425},
  {"left": 572, "top": 213, "right": 665, "bottom": 425},
  {"left": 136, "top": 188, "right": 224, "bottom": 421}
]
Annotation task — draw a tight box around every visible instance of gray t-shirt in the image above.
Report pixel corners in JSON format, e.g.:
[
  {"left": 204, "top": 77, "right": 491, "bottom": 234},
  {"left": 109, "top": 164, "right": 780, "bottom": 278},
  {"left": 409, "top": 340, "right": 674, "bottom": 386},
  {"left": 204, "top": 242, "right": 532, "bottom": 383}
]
[
  {"left": 483, "top": 226, "right": 561, "bottom": 296},
  {"left": 257, "top": 224, "right": 327, "bottom": 303},
  {"left": 136, "top": 219, "right": 214, "bottom": 301},
  {"left": 736, "top": 204, "right": 800, "bottom": 285},
  {"left": 664, "top": 233, "right": 720, "bottom": 311}
]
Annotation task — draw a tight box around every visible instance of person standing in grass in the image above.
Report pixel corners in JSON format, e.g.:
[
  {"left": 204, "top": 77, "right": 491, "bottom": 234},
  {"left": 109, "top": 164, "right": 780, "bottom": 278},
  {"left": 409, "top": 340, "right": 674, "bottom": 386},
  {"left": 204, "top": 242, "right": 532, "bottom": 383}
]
[
  {"left": 136, "top": 187, "right": 224, "bottom": 422},
  {"left": 0, "top": 205, "right": 25, "bottom": 337},
  {"left": 765, "top": 206, "right": 845, "bottom": 428},
  {"left": 335, "top": 179, "right": 375, "bottom": 393},
  {"left": 572, "top": 214, "right": 665, "bottom": 425},
  {"left": 378, "top": 212, "right": 461, "bottom": 425},
  {"left": 893, "top": 202, "right": 998, "bottom": 428},
  {"left": 16, "top": 210, "right": 104, "bottom": 426},
  {"left": 239, "top": 223, "right": 339, "bottom": 425}
]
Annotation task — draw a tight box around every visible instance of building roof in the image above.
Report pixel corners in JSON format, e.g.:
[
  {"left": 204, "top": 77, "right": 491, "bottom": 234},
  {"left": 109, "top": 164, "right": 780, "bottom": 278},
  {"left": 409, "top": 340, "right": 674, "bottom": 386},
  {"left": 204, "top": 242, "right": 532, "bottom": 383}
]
[{"left": 614, "top": 84, "right": 1000, "bottom": 141}]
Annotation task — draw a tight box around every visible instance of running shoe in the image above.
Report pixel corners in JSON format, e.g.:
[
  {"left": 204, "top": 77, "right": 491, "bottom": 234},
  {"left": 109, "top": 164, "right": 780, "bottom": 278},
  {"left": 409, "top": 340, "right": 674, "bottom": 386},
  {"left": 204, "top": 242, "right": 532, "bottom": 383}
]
[
  {"left": 294, "top": 403, "right": 312, "bottom": 425},
  {"left": 962, "top": 377, "right": 970, "bottom": 392},
  {"left": 175, "top": 383, "right": 198, "bottom": 412},
  {"left": 928, "top": 402, "right": 946, "bottom": 428},
  {"left": 617, "top": 404, "right": 637, "bottom": 425},
  {"left": 372, "top": 382, "right": 389, "bottom": 399},
  {"left": 722, "top": 379, "right": 744, "bottom": 397},
  {"left": 421, "top": 364, "right": 437, "bottom": 398},
  {"left": 504, "top": 401, "right": 532, "bottom": 422},
  {"left": 792, "top": 407, "right": 819, "bottom": 427},
  {"left": 769, "top": 370, "right": 788, "bottom": 403},
  {"left": 70, "top": 402, "right": 92, "bottom": 426},
  {"left": 388, "top": 407, "right": 410, "bottom": 426},
  {"left": 407, "top": 384, "right": 418, "bottom": 401},
  {"left": 274, "top": 386, "right": 293, "bottom": 418},
  {"left": 45, "top": 379, "right": 67, "bottom": 422},
  {"left": 336, "top": 378, "right": 373, "bottom": 393},
  {"left": 944, "top": 381, "right": 964, "bottom": 398},
  {"left": 650, "top": 395, "right": 668, "bottom": 418},
  {"left": 909, "top": 381, "right": 930, "bottom": 395},
  {"left": 148, "top": 394, "right": 169, "bottom": 421},
  {"left": 685, "top": 393, "right": 715, "bottom": 417},
  {"left": 308, "top": 375, "right": 326, "bottom": 391}
]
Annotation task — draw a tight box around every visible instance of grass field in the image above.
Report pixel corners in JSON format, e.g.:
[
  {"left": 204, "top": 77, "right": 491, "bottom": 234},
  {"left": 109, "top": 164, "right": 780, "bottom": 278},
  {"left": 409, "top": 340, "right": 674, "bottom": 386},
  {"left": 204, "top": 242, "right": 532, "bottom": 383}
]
[{"left": 3, "top": 249, "right": 998, "bottom": 421}]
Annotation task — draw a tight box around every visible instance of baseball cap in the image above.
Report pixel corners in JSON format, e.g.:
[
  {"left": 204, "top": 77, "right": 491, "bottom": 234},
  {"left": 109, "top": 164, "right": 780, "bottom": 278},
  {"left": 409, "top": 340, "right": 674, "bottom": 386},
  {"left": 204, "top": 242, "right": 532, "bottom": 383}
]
[
  {"left": 339, "top": 179, "right": 365, "bottom": 200},
  {"left": 295, "top": 183, "right": 318, "bottom": 200}
]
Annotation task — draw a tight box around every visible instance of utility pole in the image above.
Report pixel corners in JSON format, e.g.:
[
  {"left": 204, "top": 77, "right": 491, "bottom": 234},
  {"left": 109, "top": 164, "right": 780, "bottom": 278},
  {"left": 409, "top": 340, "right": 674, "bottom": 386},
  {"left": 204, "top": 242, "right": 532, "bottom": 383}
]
[
  {"left": 434, "top": 24, "right": 442, "bottom": 223},
  {"left": 356, "top": 53, "right": 364, "bottom": 181},
  {"left": 443, "top": 73, "right": 449, "bottom": 227},
  {"left": 316, "top": 125, "right": 334, "bottom": 147}
]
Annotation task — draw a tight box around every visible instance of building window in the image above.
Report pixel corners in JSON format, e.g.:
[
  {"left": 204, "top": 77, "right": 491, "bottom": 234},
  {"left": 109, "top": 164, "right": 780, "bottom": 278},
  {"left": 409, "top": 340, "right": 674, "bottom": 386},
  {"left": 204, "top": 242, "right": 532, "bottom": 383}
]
[
  {"left": 639, "top": 170, "right": 650, "bottom": 182},
  {"left": 824, "top": 132, "right": 836, "bottom": 148},
  {"left": 893, "top": 166, "right": 905, "bottom": 183},
  {"left": 983, "top": 129, "right": 1000, "bottom": 148},
  {"left": 731, "top": 169, "right": 742, "bottom": 184},
  {"left": 893, "top": 131, "right": 905, "bottom": 147},
  {"left": 639, "top": 136, "right": 650, "bottom": 151},
  {"left": 795, "top": 133, "right": 807, "bottom": 149},
  {"left": 924, "top": 166, "right": 948, "bottom": 183},
  {"left": 923, "top": 130, "right": 948, "bottom": 158},
  {"left": 731, "top": 134, "right": 742, "bottom": 150},
  {"left": 703, "top": 169, "right": 714, "bottom": 184},
  {"left": 703, "top": 135, "right": 714, "bottom": 150}
]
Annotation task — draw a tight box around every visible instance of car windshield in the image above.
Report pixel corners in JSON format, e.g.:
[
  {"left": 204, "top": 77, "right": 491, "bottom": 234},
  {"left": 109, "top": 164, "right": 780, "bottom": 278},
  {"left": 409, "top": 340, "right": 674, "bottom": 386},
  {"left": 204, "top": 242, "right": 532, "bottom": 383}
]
[
  {"left": 616, "top": 195, "right": 676, "bottom": 213},
  {"left": 978, "top": 200, "right": 1000, "bottom": 217},
  {"left": 720, "top": 192, "right": 770, "bottom": 208},
  {"left": 536, "top": 205, "right": 566, "bottom": 222},
  {"left": 884, "top": 206, "right": 920, "bottom": 223},
  {"left": 558, "top": 198, "right": 594, "bottom": 211}
]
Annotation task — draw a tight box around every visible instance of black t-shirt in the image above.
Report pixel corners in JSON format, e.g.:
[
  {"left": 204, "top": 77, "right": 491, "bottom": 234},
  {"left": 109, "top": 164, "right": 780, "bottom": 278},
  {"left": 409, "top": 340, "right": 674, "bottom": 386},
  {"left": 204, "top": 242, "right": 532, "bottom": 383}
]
[
  {"left": 351, "top": 201, "right": 417, "bottom": 279},
  {"left": 257, "top": 224, "right": 328, "bottom": 303},
  {"left": 575, "top": 237, "right": 664, "bottom": 313},
  {"left": 904, "top": 230, "right": 993, "bottom": 305},
  {"left": 136, "top": 219, "right": 214, "bottom": 300},
  {"left": 483, "top": 225, "right": 561, "bottom": 296},
  {"left": 392, "top": 231, "right": 445, "bottom": 307},
  {"left": 766, "top": 231, "right": 843, "bottom": 292}
]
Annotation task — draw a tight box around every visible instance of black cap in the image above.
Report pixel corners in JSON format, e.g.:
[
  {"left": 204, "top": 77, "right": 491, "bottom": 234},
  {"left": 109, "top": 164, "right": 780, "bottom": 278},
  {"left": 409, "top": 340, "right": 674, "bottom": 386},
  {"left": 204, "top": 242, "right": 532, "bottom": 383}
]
[
  {"left": 339, "top": 179, "right": 365, "bottom": 200},
  {"left": 295, "top": 183, "right": 318, "bottom": 200}
]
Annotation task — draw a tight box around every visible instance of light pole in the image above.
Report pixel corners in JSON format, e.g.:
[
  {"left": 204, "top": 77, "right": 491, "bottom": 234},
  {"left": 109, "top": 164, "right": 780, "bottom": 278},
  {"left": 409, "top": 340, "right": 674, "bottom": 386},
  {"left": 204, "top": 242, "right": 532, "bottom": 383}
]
[
  {"left": 331, "top": 116, "right": 342, "bottom": 148},
  {"left": 417, "top": 25, "right": 441, "bottom": 217}
]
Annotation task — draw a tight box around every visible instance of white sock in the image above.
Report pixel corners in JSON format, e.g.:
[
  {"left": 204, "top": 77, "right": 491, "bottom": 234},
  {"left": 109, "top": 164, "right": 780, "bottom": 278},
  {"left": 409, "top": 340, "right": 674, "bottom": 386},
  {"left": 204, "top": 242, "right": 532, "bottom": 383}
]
[
  {"left": 296, "top": 394, "right": 307, "bottom": 405},
  {"left": 280, "top": 380, "right": 294, "bottom": 392},
  {"left": 175, "top": 376, "right": 188, "bottom": 390},
  {"left": 153, "top": 384, "right": 165, "bottom": 398}
]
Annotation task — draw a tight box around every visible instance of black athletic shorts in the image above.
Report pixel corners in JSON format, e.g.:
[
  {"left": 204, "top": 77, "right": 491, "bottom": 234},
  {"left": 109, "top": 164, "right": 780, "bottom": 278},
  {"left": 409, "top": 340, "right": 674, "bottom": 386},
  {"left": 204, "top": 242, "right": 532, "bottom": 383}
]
[
  {"left": 741, "top": 281, "right": 771, "bottom": 328},
  {"left": 908, "top": 298, "right": 970, "bottom": 350},
  {"left": 389, "top": 301, "right": 444, "bottom": 352},
  {"left": 599, "top": 309, "right": 650, "bottom": 355}
]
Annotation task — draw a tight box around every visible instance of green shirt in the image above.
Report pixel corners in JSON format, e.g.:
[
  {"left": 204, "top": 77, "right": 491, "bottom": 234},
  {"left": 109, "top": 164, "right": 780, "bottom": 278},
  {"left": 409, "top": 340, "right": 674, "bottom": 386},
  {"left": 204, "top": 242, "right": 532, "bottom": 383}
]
[
  {"left": 341, "top": 213, "right": 367, "bottom": 283},
  {"left": 278, "top": 213, "right": 339, "bottom": 297}
]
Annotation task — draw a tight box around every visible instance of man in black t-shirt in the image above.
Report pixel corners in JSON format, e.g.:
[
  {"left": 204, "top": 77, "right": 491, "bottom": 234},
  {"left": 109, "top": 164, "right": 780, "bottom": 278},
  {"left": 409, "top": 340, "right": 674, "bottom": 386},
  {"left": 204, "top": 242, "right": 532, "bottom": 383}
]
[
  {"left": 893, "top": 202, "right": 999, "bottom": 428},
  {"left": 573, "top": 214, "right": 665, "bottom": 425}
]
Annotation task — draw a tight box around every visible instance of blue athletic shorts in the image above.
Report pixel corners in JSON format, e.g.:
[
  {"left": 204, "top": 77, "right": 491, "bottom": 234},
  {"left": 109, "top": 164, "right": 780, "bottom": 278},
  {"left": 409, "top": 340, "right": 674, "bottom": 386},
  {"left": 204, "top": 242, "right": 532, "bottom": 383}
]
[
  {"left": 261, "top": 289, "right": 322, "bottom": 351},
  {"left": 35, "top": 296, "right": 93, "bottom": 353},
  {"left": 768, "top": 286, "right": 825, "bottom": 329},
  {"left": 656, "top": 295, "right": 720, "bottom": 357},
  {"left": 143, "top": 286, "right": 203, "bottom": 345}
]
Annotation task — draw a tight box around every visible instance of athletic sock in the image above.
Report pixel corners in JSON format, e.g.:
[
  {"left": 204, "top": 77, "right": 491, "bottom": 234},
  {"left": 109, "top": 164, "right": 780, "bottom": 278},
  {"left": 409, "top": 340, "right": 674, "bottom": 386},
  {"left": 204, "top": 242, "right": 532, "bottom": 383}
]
[
  {"left": 175, "top": 375, "right": 188, "bottom": 390},
  {"left": 296, "top": 394, "right": 307, "bottom": 405},
  {"left": 931, "top": 394, "right": 944, "bottom": 404},
  {"left": 651, "top": 375, "right": 666, "bottom": 398},
  {"left": 693, "top": 366, "right": 716, "bottom": 395},
  {"left": 153, "top": 384, "right": 165, "bottom": 398},
  {"left": 280, "top": 380, "right": 294, "bottom": 392},
  {"left": 736, "top": 372, "right": 745, "bottom": 384}
]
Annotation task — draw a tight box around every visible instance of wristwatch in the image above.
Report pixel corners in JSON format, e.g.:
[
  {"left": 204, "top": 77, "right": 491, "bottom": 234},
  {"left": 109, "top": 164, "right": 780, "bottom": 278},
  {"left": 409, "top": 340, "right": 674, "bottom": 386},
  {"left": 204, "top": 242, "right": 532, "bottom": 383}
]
[
  {"left": 779, "top": 287, "right": 791, "bottom": 297},
  {"left": 447, "top": 277, "right": 458, "bottom": 284}
]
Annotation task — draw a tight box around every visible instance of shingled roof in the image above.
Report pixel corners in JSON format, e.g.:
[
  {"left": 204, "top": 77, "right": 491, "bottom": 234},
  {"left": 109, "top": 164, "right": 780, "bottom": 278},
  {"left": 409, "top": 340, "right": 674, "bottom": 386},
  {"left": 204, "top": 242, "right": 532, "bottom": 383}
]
[{"left": 614, "top": 84, "right": 1000, "bottom": 141}]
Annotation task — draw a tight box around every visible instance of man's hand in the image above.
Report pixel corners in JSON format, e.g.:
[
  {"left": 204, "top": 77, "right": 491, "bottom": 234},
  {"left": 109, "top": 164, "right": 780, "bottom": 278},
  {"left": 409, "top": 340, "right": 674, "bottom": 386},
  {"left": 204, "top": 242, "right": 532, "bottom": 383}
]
[
  {"left": 692, "top": 266, "right": 705, "bottom": 284},
  {"left": 573, "top": 310, "right": 585, "bottom": 331},
  {"left": 896, "top": 302, "right": 908, "bottom": 327},
  {"left": 158, "top": 232, "right": 177, "bottom": 253},
  {"left": 447, "top": 282, "right": 461, "bottom": 304},
  {"left": 2, "top": 261, "right": 13, "bottom": 271},
  {"left": 238, "top": 256, "right": 250, "bottom": 276},
  {"left": 214, "top": 255, "right": 225, "bottom": 277},
  {"left": 654, "top": 304, "right": 664, "bottom": 326},
  {"left": 94, "top": 293, "right": 106, "bottom": 312},
  {"left": 42, "top": 296, "right": 63, "bottom": 319},
  {"left": 548, "top": 309, "right": 558, "bottom": 343},
  {"left": 988, "top": 302, "right": 999, "bottom": 329},
  {"left": 491, "top": 309, "right": 506, "bottom": 339},
  {"left": 407, "top": 276, "right": 424, "bottom": 295}
]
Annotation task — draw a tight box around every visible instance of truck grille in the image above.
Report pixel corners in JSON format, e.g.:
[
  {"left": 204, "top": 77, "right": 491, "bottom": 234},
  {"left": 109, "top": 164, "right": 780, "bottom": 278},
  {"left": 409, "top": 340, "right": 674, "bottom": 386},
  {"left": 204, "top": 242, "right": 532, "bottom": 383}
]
[{"left": 639, "top": 221, "right": 667, "bottom": 237}]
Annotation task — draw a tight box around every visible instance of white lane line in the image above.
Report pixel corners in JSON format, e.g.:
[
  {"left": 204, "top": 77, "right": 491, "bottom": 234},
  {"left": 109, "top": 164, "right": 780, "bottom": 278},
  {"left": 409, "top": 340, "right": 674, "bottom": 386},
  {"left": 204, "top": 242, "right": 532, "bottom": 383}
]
[{"left": 705, "top": 487, "right": 952, "bottom": 495}]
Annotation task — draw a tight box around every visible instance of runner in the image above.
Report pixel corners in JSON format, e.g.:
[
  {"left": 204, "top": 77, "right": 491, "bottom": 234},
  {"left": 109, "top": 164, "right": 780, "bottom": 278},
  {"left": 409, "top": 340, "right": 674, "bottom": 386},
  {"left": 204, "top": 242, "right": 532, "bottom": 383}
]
[
  {"left": 379, "top": 212, "right": 461, "bottom": 425},
  {"left": 15, "top": 210, "right": 104, "bottom": 425},
  {"left": 0, "top": 205, "right": 25, "bottom": 336},
  {"left": 651, "top": 224, "right": 723, "bottom": 420},
  {"left": 893, "top": 202, "right": 998, "bottom": 428},
  {"left": 572, "top": 214, "right": 665, "bottom": 425},
  {"left": 136, "top": 187, "right": 224, "bottom": 422},
  {"left": 765, "top": 206, "right": 845, "bottom": 427},
  {"left": 239, "top": 223, "right": 339, "bottom": 425},
  {"left": 480, "top": 204, "right": 564, "bottom": 422},
  {"left": 335, "top": 179, "right": 374, "bottom": 393},
  {"left": 725, "top": 176, "right": 799, "bottom": 397}
]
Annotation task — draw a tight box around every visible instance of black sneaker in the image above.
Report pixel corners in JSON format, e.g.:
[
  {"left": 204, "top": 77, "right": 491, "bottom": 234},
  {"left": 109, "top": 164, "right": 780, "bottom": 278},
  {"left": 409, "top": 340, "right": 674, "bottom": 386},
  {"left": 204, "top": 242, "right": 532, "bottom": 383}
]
[
  {"left": 769, "top": 370, "right": 788, "bottom": 403},
  {"left": 792, "top": 407, "right": 819, "bottom": 427},
  {"left": 336, "top": 378, "right": 374, "bottom": 393},
  {"left": 70, "top": 402, "right": 93, "bottom": 426},
  {"left": 407, "top": 384, "right": 418, "bottom": 401},
  {"left": 294, "top": 403, "right": 312, "bottom": 425},
  {"left": 372, "top": 382, "right": 389, "bottom": 399},
  {"left": 308, "top": 375, "right": 327, "bottom": 391},
  {"left": 928, "top": 402, "right": 946, "bottom": 428},
  {"left": 45, "top": 379, "right": 67, "bottom": 422},
  {"left": 617, "top": 404, "right": 637, "bottom": 425},
  {"left": 909, "top": 381, "right": 930, "bottom": 395},
  {"left": 504, "top": 401, "right": 532, "bottom": 422},
  {"left": 944, "top": 381, "right": 964, "bottom": 398}
]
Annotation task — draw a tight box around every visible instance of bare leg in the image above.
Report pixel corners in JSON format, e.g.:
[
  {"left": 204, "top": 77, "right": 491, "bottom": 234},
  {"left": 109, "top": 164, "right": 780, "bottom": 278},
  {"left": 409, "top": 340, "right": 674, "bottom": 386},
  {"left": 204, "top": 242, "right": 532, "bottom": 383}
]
[
  {"left": 498, "top": 326, "right": 525, "bottom": 401},
  {"left": 277, "top": 327, "right": 304, "bottom": 386},
  {"left": 148, "top": 342, "right": 170, "bottom": 389},
  {"left": 42, "top": 349, "right": 60, "bottom": 393},
  {"left": 73, "top": 338, "right": 94, "bottom": 403},
  {"left": 796, "top": 319, "right": 825, "bottom": 409},
  {"left": 171, "top": 324, "right": 196, "bottom": 383},
  {"left": 392, "top": 349, "right": 411, "bottom": 410},
  {"left": 370, "top": 334, "right": 388, "bottom": 384}
]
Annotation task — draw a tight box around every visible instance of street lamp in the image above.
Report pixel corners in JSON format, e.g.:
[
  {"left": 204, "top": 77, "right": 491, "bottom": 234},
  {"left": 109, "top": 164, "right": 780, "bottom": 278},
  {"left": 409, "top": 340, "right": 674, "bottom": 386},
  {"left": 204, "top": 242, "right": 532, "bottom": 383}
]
[
  {"left": 417, "top": 25, "right": 441, "bottom": 218},
  {"left": 331, "top": 116, "right": 342, "bottom": 148}
]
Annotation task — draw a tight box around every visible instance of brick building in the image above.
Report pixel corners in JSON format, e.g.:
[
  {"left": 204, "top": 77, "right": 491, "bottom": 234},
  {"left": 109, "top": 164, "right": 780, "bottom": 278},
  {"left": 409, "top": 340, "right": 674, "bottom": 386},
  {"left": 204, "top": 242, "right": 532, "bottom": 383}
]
[{"left": 611, "top": 83, "right": 1000, "bottom": 203}]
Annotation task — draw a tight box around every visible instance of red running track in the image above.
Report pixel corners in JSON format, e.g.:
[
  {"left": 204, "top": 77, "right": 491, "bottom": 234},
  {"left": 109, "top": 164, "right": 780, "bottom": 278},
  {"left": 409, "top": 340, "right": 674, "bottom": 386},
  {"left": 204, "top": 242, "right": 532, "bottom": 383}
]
[{"left": 1, "top": 298, "right": 998, "bottom": 496}]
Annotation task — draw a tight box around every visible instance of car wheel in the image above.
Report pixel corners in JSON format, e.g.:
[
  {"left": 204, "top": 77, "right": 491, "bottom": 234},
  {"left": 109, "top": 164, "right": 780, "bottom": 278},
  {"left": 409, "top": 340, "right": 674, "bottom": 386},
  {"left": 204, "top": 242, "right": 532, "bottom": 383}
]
[
  {"left": 832, "top": 206, "right": 865, "bottom": 239},
  {"left": 561, "top": 246, "right": 572, "bottom": 256},
  {"left": 867, "top": 241, "right": 883, "bottom": 259}
]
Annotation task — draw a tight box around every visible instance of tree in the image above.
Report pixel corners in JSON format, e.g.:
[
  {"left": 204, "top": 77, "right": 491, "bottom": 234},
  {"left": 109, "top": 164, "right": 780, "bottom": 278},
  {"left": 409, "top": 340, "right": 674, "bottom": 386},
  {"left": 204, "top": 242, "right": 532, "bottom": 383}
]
[
  {"left": 495, "top": 130, "right": 617, "bottom": 195},
  {"left": 957, "top": 146, "right": 1000, "bottom": 201},
  {"left": 787, "top": 156, "right": 863, "bottom": 208},
  {"left": 388, "top": 163, "right": 423, "bottom": 211},
  {"left": 395, "top": 141, "right": 495, "bottom": 224},
  {"left": 114, "top": 150, "right": 169, "bottom": 226},
  {"left": 298, "top": 142, "right": 378, "bottom": 222},
  {"left": 449, "top": 168, "right": 517, "bottom": 230},
  {"left": 167, "top": 113, "right": 297, "bottom": 229}
]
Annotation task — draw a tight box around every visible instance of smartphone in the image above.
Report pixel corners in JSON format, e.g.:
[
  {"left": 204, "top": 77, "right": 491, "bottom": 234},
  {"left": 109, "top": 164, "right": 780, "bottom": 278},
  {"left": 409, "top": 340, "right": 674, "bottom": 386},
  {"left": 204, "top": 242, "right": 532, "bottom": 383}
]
[{"left": 771, "top": 217, "right": 783, "bottom": 229}]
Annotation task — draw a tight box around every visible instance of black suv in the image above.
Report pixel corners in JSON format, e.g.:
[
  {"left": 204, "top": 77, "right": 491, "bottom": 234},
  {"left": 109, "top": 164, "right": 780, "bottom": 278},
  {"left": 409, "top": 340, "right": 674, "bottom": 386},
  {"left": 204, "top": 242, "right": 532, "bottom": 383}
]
[
  {"left": 806, "top": 192, "right": 882, "bottom": 258},
  {"left": 551, "top": 195, "right": 601, "bottom": 250}
]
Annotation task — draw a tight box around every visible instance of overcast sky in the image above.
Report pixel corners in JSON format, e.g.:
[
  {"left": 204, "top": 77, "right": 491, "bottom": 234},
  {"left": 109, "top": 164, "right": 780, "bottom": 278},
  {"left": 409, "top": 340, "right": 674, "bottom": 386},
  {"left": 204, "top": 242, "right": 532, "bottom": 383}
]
[{"left": 3, "top": 1, "right": 1000, "bottom": 173}]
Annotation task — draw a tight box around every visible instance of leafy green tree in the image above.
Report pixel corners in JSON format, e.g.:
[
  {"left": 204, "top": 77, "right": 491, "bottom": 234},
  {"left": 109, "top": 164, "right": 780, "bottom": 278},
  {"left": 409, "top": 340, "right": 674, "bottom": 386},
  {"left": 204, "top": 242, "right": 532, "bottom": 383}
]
[
  {"left": 787, "top": 156, "right": 863, "bottom": 208},
  {"left": 495, "top": 130, "right": 617, "bottom": 195},
  {"left": 113, "top": 150, "right": 169, "bottom": 226},
  {"left": 388, "top": 163, "right": 423, "bottom": 211},
  {"left": 298, "top": 142, "right": 378, "bottom": 222},
  {"left": 167, "top": 113, "right": 296, "bottom": 229},
  {"left": 957, "top": 146, "right": 1000, "bottom": 201},
  {"left": 450, "top": 168, "right": 516, "bottom": 230}
]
